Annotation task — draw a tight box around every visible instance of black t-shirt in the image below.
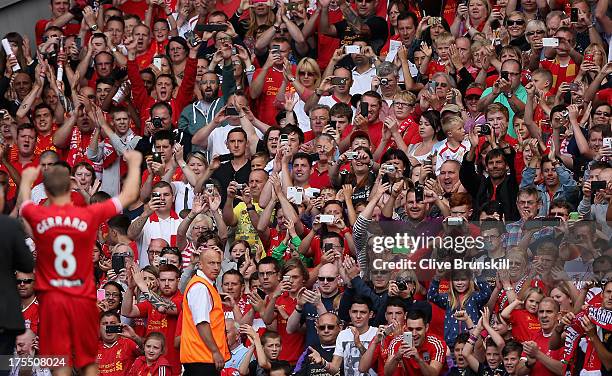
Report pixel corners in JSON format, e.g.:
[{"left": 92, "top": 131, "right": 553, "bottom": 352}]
[
  {"left": 603, "top": 328, "right": 612, "bottom": 376},
  {"left": 294, "top": 344, "right": 339, "bottom": 376},
  {"left": 334, "top": 16, "right": 389, "bottom": 54},
  {"left": 211, "top": 159, "right": 252, "bottom": 208},
  {"left": 248, "top": 359, "right": 269, "bottom": 376},
  {"left": 478, "top": 363, "right": 506, "bottom": 376},
  {"left": 448, "top": 366, "right": 477, "bottom": 376}
]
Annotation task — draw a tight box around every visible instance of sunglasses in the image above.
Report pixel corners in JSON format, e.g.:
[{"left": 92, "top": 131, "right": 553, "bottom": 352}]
[
  {"left": 525, "top": 30, "right": 545, "bottom": 36},
  {"left": 393, "top": 102, "right": 413, "bottom": 108},
  {"left": 506, "top": 20, "right": 525, "bottom": 26},
  {"left": 299, "top": 71, "right": 315, "bottom": 77},
  {"left": 595, "top": 111, "right": 611, "bottom": 116},
  {"left": 318, "top": 324, "right": 337, "bottom": 330},
  {"left": 16, "top": 278, "right": 34, "bottom": 285},
  {"left": 318, "top": 276, "right": 336, "bottom": 282}
]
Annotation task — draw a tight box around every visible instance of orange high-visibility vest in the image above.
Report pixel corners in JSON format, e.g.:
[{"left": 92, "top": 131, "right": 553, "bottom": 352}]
[{"left": 180, "top": 273, "right": 230, "bottom": 363}]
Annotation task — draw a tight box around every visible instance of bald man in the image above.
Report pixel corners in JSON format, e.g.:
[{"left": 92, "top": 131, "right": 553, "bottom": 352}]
[
  {"left": 225, "top": 318, "right": 251, "bottom": 369},
  {"left": 286, "top": 263, "right": 342, "bottom": 348}
]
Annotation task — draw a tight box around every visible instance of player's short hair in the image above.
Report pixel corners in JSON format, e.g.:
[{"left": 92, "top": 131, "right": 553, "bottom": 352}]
[
  {"left": 261, "top": 330, "right": 281, "bottom": 345},
  {"left": 108, "top": 215, "right": 131, "bottom": 235},
  {"left": 43, "top": 165, "right": 71, "bottom": 197}
]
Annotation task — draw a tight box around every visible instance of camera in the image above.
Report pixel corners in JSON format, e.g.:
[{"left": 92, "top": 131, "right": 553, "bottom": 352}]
[
  {"left": 152, "top": 116, "right": 163, "bottom": 128},
  {"left": 346, "top": 151, "right": 359, "bottom": 160},
  {"left": 396, "top": 279, "right": 408, "bottom": 291},
  {"left": 380, "top": 78, "right": 389, "bottom": 86},
  {"left": 381, "top": 164, "right": 396, "bottom": 174},
  {"left": 414, "top": 184, "right": 424, "bottom": 202},
  {"left": 479, "top": 123, "right": 491, "bottom": 136}
]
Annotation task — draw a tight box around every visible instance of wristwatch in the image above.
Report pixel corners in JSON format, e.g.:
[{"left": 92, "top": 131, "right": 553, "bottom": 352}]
[
  {"left": 111, "top": 47, "right": 117, "bottom": 53},
  {"left": 90, "top": 24, "right": 98, "bottom": 32},
  {"left": 315, "top": 88, "right": 324, "bottom": 96},
  {"left": 288, "top": 76, "right": 296, "bottom": 82}
]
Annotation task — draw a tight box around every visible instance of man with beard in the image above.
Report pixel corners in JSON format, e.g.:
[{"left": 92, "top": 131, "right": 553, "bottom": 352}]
[
  {"left": 16, "top": 271, "right": 38, "bottom": 334},
  {"left": 178, "top": 72, "right": 222, "bottom": 152},
  {"left": 122, "top": 264, "right": 183, "bottom": 374},
  {"left": 87, "top": 107, "right": 142, "bottom": 197},
  {"left": 522, "top": 298, "right": 563, "bottom": 376}
]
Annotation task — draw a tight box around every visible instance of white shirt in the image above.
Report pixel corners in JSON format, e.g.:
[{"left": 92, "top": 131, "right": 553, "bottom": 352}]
[
  {"left": 318, "top": 95, "right": 357, "bottom": 119},
  {"left": 350, "top": 66, "right": 377, "bottom": 95},
  {"left": 171, "top": 181, "right": 195, "bottom": 214},
  {"left": 291, "top": 92, "right": 312, "bottom": 134},
  {"left": 431, "top": 138, "right": 471, "bottom": 175},
  {"left": 207, "top": 125, "right": 264, "bottom": 161},
  {"left": 31, "top": 183, "right": 46, "bottom": 204},
  {"left": 135, "top": 212, "right": 183, "bottom": 267},
  {"left": 187, "top": 270, "right": 214, "bottom": 325},
  {"left": 334, "top": 326, "right": 378, "bottom": 376}
]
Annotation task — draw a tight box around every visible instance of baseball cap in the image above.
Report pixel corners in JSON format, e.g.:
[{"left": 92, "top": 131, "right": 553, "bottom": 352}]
[
  {"left": 440, "top": 103, "right": 462, "bottom": 115},
  {"left": 465, "top": 87, "right": 484, "bottom": 98}
]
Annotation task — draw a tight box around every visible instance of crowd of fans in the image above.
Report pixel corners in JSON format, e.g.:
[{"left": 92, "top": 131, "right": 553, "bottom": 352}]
[{"left": 3, "top": 0, "right": 612, "bottom": 374}]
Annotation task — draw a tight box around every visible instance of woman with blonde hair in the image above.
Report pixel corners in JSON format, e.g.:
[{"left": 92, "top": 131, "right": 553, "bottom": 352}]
[
  {"left": 277, "top": 57, "right": 321, "bottom": 132},
  {"left": 231, "top": 0, "right": 275, "bottom": 53}
]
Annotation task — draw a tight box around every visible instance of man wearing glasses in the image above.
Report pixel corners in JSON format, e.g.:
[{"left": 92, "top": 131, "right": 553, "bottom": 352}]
[
  {"left": 477, "top": 59, "right": 527, "bottom": 137},
  {"left": 16, "top": 271, "right": 38, "bottom": 335},
  {"left": 286, "top": 263, "right": 342, "bottom": 348},
  {"left": 293, "top": 312, "right": 342, "bottom": 375}
]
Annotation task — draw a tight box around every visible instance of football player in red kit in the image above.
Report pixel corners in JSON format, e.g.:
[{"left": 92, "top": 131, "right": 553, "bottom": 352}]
[{"left": 18, "top": 150, "right": 143, "bottom": 376}]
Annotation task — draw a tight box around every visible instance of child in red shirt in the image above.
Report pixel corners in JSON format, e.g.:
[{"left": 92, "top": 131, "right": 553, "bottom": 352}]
[
  {"left": 128, "top": 333, "right": 172, "bottom": 376},
  {"left": 500, "top": 287, "right": 544, "bottom": 342}
]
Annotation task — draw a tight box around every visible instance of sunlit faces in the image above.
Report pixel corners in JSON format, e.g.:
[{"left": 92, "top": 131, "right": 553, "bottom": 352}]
[
  {"left": 404, "top": 191, "right": 427, "bottom": 221},
  {"left": 360, "top": 95, "right": 381, "bottom": 123},
  {"left": 151, "top": 185, "right": 174, "bottom": 212},
  {"left": 34, "top": 107, "right": 53, "bottom": 134},
  {"left": 292, "top": 156, "right": 312, "bottom": 184},
  {"left": 405, "top": 317, "right": 428, "bottom": 347},
  {"left": 349, "top": 302, "right": 373, "bottom": 329},
  {"left": 133, "top": 25, "right": 152, "bottom": 54}
]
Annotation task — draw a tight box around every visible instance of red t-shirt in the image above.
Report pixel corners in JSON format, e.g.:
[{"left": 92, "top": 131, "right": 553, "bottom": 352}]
[
  {"left": 22, "top": 298, "right": 39, "bottom": 334},
  {"left": 127, "top": 356, "right": 172, "bottom": 376},
  {"left": 531, "top": 331, "right": 563, "bottom": 376},
  {"left": 21, "top": 198, "right": 122, "bottom": 298},
  {"left": 315, "top": 8, "right": 343, "bottom": 70},
  {"left": 119, "top": 0, "right": 149, "bottom": 19},
  {"left": 309, "top": 231, "right": 351, "bottom": 266},
  {"left": 540, "top": 58, "right": 578, "bottom": 93},
  {"left": 509, "top": 309, "right": 541, "bottom": 342},
  {"left": 65, "top": 127, "right": 94, "bottom": 167},
  {"left": 308, "top": 163, "right": 331, "bottom": 189},
  {"left": 135, "top": 291, "right": 183, "bottom": 374},
  {"left": 35, "top": 131, "right": 59, "bottom": 157},
  {"left": 389, "top": 333, "right": 448, "bottom": 376},
  {"left": 342, "top": 121, "right": 384, "bottom": 150},
  {"left": 215, "top": 0, "right": 241, "bottom": 17},
  {"left": 97, "top": 338, "right": 140, "bottom": 376},
  {"left": 275, "top": 292, "right": 305, "bottom": 364},
  {"left": 371, "top": 334, "right": 403, "bottom": 376},
  {"left": 252, "top": 66, "right": 296, "bottom": 126}
]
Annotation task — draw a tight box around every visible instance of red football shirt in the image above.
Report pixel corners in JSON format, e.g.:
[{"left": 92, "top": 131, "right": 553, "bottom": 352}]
[
  {"left": 531, "top": 331, "right": 562, "bottom": 376},
  {"left": 509, "top": 309, "right": 541, "bottom": 342},
  {"left": 21, "top": 198, "right": 122, "bottom": 298},
  {"left": 22, "top": 298, "right": 39, "bottom": 334},
  {"left": 97, "top": 338, "right": 140, "bottom": 376},
  {"left": 275, "top": 293, "right": 305, "bottom": 364},
  {"left": 252, "top": 66, "right": 296, "bottom": 126},
  {"left": 135, "top": 291, "right": 183, "bottom": 374},
  {"left": 342, "top": 121, "right": 384, "bottom": 150},
  {"left": 389, "top": 333, "right": 448, "bottom": 376}
]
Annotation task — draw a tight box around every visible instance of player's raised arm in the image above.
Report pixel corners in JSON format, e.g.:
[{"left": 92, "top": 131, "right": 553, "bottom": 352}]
[
  {"left": 117, "top": 150, "right": 144, "bottom": 209},
  {"left": 18, "top": 166, "right": 42, "bottom": 206}
]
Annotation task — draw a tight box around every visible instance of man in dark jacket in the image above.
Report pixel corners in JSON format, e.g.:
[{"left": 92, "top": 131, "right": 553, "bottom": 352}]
[
  {"left": 460, "top": 132, "right": 520, "bottom": 222},
  {"left": 0, "top": 186, "right": 34, "bottom": 359}
]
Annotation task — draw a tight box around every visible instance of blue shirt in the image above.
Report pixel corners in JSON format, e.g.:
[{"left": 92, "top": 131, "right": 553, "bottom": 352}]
[{"left": 480, "top": 85, "right": 527, "bottom": 138}]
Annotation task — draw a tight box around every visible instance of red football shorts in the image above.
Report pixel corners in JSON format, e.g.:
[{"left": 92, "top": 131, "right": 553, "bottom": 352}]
[{"left": 38, "top": 292, "right": 98, "bottom": 368}]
